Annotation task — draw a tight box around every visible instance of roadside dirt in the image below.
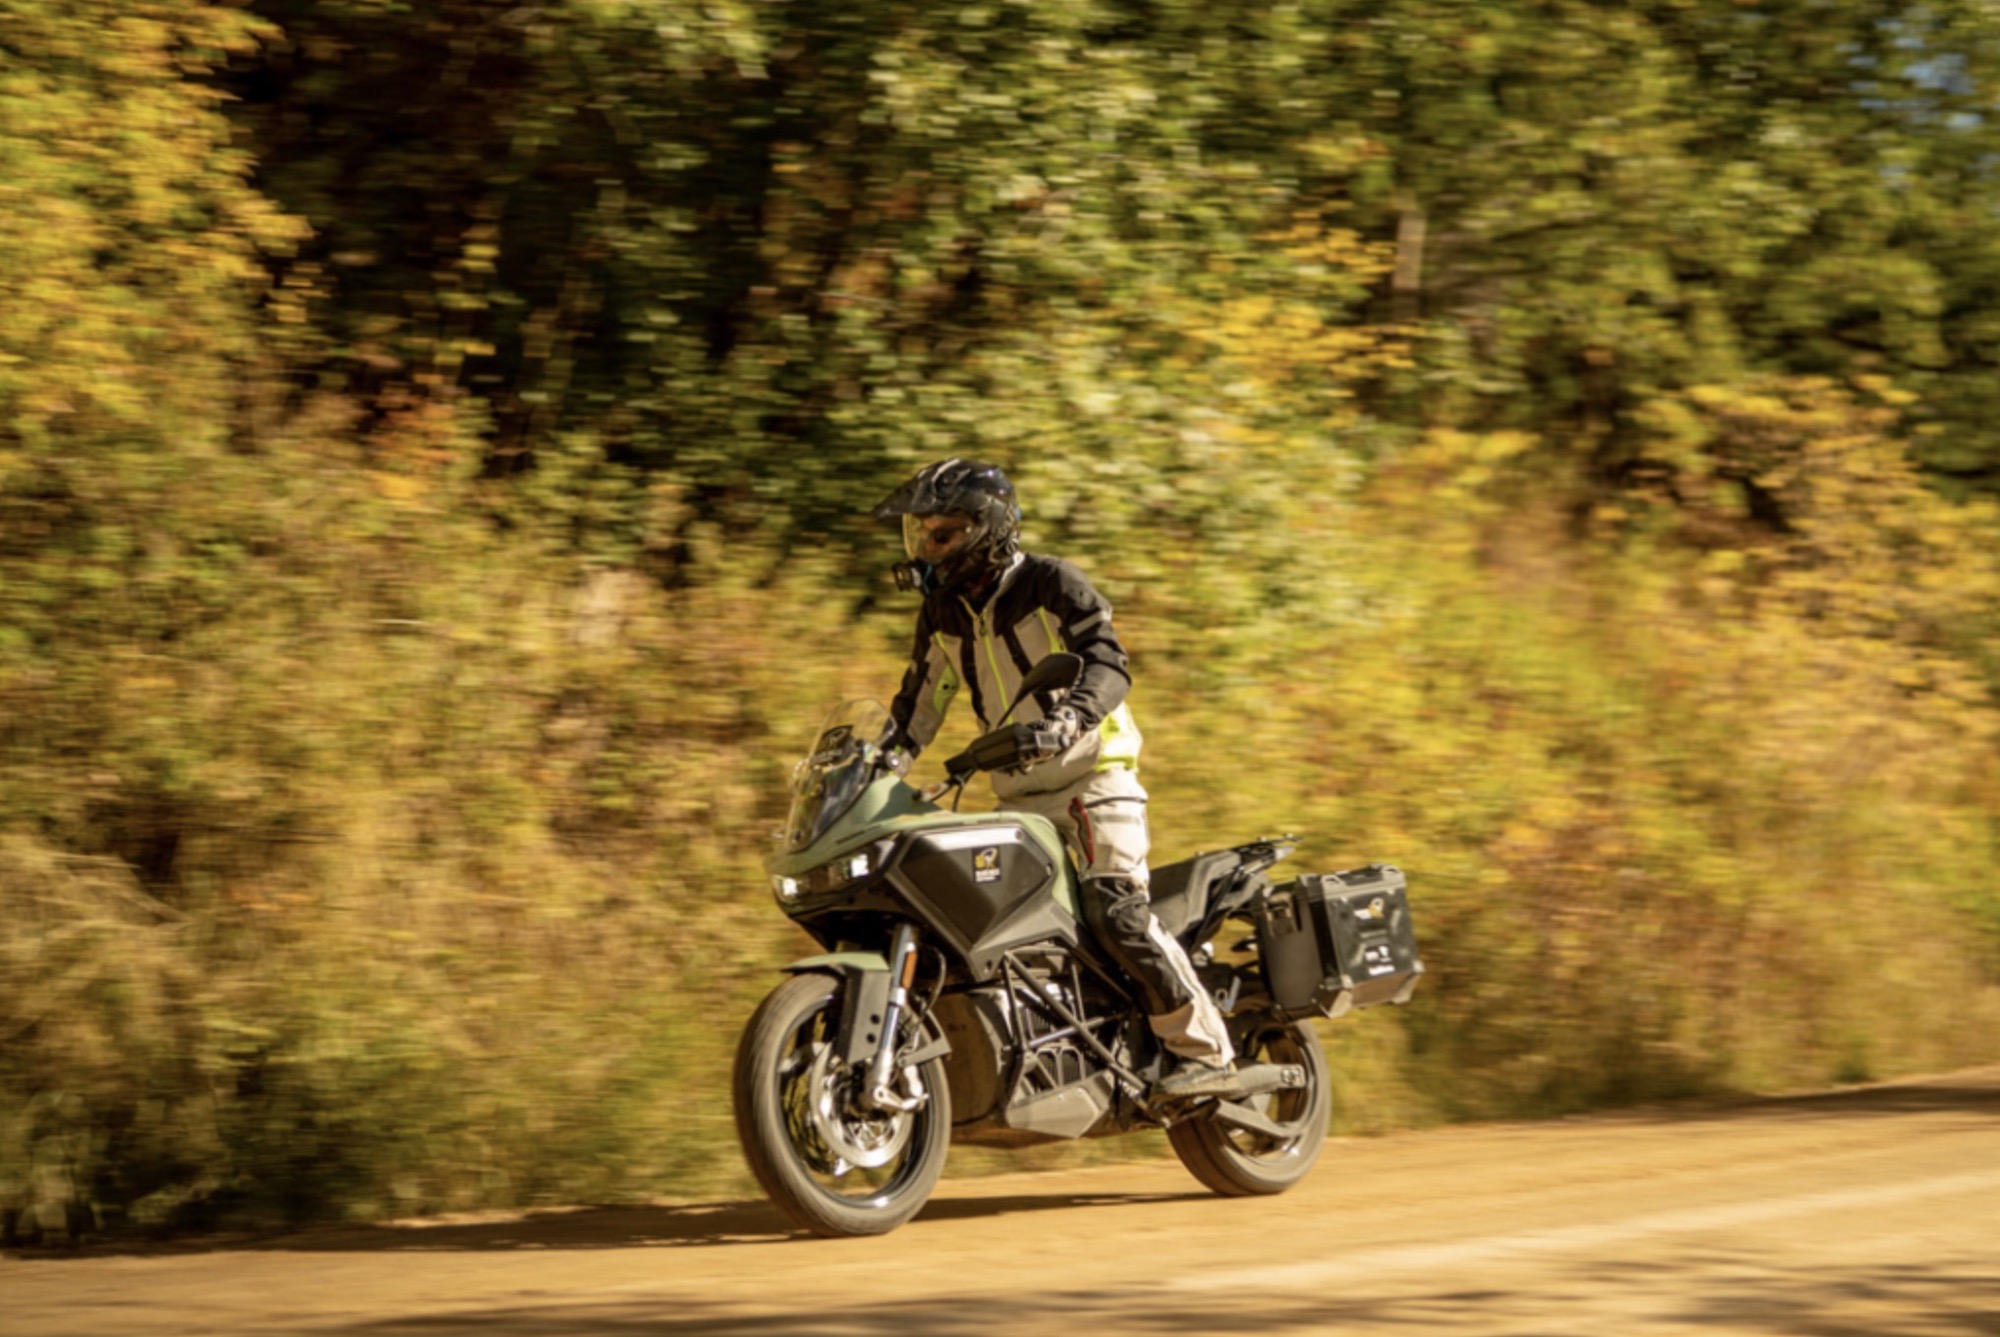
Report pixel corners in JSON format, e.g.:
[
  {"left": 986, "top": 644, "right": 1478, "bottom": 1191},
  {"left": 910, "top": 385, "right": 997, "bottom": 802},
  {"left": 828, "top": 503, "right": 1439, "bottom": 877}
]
[{"left": 9, "top": 1067, "right": 2000, "bottom": 1335}]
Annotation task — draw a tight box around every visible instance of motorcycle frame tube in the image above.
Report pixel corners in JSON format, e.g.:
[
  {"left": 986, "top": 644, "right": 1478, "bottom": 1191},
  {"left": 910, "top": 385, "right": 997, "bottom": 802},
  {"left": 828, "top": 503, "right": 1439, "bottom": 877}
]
[{"left": 996, "top": 948, "right": 1153, "bottom": 1108}]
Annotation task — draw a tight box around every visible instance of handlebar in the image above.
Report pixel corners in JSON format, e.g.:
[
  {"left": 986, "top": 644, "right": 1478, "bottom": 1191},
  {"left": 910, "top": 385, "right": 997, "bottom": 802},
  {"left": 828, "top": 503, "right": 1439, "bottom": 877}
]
[
  {"left": 927, "top": 653, "right": 1084, "bottom": 799},
  {"left": 941, "top": 721, "right": 1045, "bottom": 780}
]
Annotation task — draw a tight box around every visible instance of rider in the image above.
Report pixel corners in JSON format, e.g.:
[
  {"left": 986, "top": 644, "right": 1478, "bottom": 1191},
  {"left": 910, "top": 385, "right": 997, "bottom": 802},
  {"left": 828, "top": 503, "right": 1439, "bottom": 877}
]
[{"left": 873, "top": 458, "right": 1240, "bottom": 1099}]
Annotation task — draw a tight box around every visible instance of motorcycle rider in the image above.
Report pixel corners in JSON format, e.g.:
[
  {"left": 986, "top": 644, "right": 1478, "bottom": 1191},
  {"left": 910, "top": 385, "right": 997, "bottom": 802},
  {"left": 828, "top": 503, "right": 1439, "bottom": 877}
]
[{"left": 874, "top": 458, "right": 1240, "bottom": 1099}]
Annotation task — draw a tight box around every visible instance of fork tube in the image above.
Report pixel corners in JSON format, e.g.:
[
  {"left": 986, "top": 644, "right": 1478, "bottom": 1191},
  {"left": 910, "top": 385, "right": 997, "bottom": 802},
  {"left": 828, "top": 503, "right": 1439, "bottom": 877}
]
[{"left": 863, "top": 922, "right": 922, "bottom": 1109}]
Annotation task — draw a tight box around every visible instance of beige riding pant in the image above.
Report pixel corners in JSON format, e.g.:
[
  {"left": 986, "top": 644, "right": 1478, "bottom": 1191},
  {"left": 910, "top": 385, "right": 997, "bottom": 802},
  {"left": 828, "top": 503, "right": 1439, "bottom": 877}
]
[{"left": 1000, "top": 766, "right": 1235, "bottom": 1066}]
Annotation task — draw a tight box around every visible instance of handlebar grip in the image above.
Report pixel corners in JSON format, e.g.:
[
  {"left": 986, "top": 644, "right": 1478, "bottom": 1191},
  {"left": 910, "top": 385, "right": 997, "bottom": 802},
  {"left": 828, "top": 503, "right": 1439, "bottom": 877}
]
[{"left": 946, "top": 723, "right": 1037, "bottom": 777}]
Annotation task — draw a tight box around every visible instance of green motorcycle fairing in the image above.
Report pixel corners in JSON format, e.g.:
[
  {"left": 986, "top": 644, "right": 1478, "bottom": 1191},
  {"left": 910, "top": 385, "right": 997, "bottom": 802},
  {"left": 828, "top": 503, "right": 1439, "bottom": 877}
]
[{"left": 769, "top": 770, "right": 1083, "bottom": 977}]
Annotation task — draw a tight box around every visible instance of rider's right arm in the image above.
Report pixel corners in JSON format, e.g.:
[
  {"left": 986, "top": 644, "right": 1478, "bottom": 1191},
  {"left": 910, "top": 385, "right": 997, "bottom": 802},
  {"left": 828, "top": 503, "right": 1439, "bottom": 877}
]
[{"left": 888, "top": 603, "right": 954, "bottom": 756}]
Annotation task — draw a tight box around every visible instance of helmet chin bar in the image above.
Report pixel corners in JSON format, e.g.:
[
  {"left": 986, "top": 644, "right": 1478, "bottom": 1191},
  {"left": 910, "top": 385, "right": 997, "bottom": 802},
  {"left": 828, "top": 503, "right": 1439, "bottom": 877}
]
[{"left": 891, "top": 554, "right": 1000, "bottom": 597}]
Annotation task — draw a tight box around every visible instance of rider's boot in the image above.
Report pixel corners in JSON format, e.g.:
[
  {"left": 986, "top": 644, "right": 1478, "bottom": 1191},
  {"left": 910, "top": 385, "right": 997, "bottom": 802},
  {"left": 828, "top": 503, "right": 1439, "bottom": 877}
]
[
  {"left": 1154, "top": 1056, "right": 1244, "bottom": 1100},
  {"left": 1149, "top": 998, "right": 1242, "bottom": 1099}
]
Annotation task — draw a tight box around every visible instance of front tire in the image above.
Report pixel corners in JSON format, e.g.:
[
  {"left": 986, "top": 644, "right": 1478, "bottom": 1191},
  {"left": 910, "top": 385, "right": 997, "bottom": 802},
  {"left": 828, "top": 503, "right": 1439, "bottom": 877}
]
[
  {"left": 1167, "top": 1016, "right": 1330, "bottom": 1196},
  {"left": 732, "top": 972, "right": 951, "bottom": 1237}
]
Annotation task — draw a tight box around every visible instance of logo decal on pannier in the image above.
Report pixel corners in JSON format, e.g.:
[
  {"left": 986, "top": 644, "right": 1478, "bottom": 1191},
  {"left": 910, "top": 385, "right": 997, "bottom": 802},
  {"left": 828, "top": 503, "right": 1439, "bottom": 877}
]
[{"left": 973, "top": 847, "right": 1002, "bottom": 883}]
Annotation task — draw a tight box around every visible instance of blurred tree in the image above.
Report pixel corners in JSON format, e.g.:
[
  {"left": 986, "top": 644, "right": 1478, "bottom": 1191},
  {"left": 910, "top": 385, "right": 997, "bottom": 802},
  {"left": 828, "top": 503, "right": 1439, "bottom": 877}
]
[
  {"left": 0, "top": 1, "right": 298, "bottom": 441},
  {"left": 0, "top": 0, "right": 308, "bottom": 857},
  {"left": 1245, "top": 0, "right": 2000, "bottom": 501},
  {"left": 222, "top": 0, "right": 2000, "bottom": 537},
  {"left": 224, "top": 0, "right": 1399, "bottom": 555}
]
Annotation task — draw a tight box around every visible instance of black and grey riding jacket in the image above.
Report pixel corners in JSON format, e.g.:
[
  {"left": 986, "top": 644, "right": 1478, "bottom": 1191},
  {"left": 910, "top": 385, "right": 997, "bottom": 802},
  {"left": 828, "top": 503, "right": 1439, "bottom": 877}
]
[{"left": 889, "top": 552, "right": 1143, "bottom": 799}]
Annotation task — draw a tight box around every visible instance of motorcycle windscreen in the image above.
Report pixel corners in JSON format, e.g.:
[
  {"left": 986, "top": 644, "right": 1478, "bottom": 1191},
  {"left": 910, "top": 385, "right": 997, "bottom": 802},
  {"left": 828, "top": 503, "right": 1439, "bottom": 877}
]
[{"left": 784, "top": 700, "right": 895, "bottom": 852}]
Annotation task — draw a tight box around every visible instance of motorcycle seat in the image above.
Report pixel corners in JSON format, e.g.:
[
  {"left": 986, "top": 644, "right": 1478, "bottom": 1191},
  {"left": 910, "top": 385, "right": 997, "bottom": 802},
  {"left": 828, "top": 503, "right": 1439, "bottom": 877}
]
[{"left": 1148, "top": 850, "right": 1248, "bottom": 942}]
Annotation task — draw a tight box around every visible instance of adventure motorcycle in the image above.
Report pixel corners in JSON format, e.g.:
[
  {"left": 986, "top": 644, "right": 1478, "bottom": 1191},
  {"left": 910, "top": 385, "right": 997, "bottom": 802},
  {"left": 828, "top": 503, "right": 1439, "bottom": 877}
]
[{"left": 733, "top": 655, "right": 1424, "bottom": 1237}]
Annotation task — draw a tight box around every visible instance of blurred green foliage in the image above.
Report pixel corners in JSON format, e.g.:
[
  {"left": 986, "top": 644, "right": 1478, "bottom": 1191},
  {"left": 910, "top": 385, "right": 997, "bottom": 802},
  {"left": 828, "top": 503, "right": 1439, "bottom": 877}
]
[{"left": 4, "top": 0, "right": 2000, "bottom": 1240}]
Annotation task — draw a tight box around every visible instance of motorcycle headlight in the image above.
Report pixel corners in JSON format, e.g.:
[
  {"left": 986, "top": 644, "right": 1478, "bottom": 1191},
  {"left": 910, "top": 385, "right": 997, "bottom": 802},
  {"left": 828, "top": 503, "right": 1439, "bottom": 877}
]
[{"left": 771, "top": 844, "right": 882, "bottom": 905}]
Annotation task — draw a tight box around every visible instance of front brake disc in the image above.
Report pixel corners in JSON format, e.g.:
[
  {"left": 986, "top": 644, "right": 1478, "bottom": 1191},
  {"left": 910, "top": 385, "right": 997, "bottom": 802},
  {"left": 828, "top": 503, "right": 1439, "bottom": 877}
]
[{"left": 803, "top": 1042, "right": 918, "bottom": 1171}]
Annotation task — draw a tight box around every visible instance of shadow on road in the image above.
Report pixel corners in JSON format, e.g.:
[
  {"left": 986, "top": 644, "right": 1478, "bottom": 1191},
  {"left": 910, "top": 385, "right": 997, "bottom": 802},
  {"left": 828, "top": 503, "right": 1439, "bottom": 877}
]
[
  {"left": 277, "top": 1185, "right": 1211, "bottom": 1253},
  {"left": 1711, "top": 1077, "right": 2000, "bottom": 1122},
  {"left": 1583, "top": 1070, "right": 2000, "bottom": 1131},
  {"left": 11, "top": 1068, "right": 1996, "bottom": 1265},
  {"left": 7, "top": 1187, "right": 1214, "bottom": 1259},
  {"left": 310, "top": 1250, "right": 2000, "bottom": 1337}
]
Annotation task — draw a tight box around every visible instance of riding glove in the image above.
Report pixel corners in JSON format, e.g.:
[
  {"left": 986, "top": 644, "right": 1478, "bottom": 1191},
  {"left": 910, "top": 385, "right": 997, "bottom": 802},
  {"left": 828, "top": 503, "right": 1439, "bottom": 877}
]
[{"left": 1019, "top": 705, "right": 1083, "bottom": 768}]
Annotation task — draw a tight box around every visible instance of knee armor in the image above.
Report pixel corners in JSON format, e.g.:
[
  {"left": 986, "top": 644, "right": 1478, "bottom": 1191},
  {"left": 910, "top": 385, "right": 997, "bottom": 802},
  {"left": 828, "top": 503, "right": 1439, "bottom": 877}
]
[{"left": 1081, "top": 874, "right": 1194, "bottom": 1016}]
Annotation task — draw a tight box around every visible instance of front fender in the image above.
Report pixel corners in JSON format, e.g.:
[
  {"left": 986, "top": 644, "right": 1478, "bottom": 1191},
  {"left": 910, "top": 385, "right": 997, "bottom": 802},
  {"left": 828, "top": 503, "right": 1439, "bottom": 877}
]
[
  {"left": 785, "top": 953, "right": 893, "bottom": 1067},
  {"left": 784, "top": 951, "right": 890, "bottom": 975}
]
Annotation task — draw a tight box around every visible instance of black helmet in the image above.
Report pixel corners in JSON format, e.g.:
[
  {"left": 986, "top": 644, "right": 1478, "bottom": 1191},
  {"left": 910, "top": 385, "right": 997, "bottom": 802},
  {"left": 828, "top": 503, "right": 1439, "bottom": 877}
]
[{"left": 873, "top": 458, "right": 1021, "bottom": 594}]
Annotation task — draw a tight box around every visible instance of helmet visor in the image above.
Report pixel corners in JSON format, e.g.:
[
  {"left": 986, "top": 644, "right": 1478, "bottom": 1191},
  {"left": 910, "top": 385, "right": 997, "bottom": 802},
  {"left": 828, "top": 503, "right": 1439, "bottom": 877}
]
[{"left": 903, "top": 513, "right": 977, "bottom": 565}]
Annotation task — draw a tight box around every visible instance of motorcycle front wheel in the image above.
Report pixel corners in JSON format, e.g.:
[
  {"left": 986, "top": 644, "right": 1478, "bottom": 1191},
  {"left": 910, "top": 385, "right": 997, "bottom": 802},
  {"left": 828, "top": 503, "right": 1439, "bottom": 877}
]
[
  {"left": 732, "top": 971, "right": 951, "bottom": 1237},
  {"left": 1167, "top": 1015, "right": 1330, "bottom": 1196}
]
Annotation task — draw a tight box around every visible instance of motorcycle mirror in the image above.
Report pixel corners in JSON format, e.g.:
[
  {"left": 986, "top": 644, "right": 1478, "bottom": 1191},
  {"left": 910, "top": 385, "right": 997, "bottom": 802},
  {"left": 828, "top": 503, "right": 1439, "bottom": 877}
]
[
  {"left": 941, "top": 654, "right": 1087, "bottom": 785},
  {"left": 1001, "top": 652, "right": 1083, "bottom": 724}
]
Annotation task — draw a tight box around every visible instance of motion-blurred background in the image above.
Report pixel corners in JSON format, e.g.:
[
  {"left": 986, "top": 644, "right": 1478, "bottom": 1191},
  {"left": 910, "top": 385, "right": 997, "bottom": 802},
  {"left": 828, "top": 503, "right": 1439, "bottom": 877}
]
[{"left": 6, "top": 0, "right": 2000, "bottom": 1241}]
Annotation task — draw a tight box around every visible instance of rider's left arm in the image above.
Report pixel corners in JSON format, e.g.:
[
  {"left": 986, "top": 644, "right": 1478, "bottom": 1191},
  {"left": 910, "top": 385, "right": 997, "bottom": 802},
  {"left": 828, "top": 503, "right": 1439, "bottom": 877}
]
[{"left": 1044, "top": 559, "right": 1133, "bottom": 731}]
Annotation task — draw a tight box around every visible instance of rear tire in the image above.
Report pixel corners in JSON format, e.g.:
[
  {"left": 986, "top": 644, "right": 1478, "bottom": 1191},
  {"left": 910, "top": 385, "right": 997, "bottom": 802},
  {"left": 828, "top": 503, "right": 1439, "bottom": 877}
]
[
  {"left": 1167, "top": 1016, "right": 1330, "bottom": 1196},
  {"left": 733, "top": 972, "right": 951, "bottom": 1237}
]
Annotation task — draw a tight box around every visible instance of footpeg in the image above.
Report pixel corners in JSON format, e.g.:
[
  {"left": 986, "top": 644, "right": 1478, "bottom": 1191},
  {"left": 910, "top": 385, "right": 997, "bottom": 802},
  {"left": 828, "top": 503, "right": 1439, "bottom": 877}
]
[{"left": 1233, "top": 1063, "right": 1306, "bottom": 1095}]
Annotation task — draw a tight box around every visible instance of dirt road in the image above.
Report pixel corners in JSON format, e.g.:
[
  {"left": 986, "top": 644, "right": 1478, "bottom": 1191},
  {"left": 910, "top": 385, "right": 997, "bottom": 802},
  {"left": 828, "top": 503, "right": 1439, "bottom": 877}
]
[{"left": 9, "top": 1068, "right": 1999, "bottom": 1335}]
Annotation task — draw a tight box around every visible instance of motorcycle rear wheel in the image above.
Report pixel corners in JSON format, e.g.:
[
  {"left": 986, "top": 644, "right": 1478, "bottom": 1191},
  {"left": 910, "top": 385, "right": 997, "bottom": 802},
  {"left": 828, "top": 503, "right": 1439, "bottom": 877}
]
[
  {"left": 733, "top": 971, "right": 951, "bottom": 1237},
  {"left": 1167, "top": 1016, "right": 1330, "bottom": 1196}
]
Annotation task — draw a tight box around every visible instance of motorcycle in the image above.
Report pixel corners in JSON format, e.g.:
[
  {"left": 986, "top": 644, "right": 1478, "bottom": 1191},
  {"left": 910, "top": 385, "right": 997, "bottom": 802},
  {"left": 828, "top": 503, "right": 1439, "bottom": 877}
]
[{"left": 733, "top": 654, "right": 1424, "bottom": 1237}]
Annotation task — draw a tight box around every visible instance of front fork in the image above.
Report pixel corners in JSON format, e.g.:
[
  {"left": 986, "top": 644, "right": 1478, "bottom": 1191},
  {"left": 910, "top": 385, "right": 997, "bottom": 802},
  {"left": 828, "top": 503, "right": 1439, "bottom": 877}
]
[{"left": 859, "top": 922, "right": 924, "bottom": 1114}]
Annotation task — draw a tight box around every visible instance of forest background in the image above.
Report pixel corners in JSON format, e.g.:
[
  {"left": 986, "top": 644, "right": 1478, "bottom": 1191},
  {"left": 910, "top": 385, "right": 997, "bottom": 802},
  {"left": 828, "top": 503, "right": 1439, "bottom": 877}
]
[{"left": 7, "top": 0, "right": 2000, "bottom": 1240}]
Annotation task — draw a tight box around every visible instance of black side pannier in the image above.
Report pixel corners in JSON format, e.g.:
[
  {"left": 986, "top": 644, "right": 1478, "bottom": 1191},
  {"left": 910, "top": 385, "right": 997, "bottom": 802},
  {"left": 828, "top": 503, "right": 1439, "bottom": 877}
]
[{"left": 1256, "top": 864, "right": 1424, "bottom": 1019}]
